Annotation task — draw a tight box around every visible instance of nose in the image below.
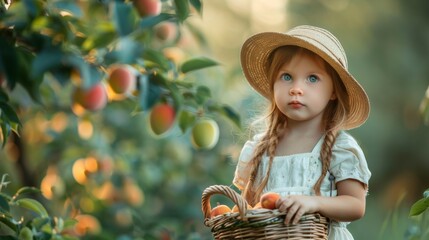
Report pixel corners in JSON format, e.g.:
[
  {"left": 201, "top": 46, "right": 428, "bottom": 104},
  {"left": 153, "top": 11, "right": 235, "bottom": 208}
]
[{"left": 289, "top": 87, "right": 303, "bottom": 96}]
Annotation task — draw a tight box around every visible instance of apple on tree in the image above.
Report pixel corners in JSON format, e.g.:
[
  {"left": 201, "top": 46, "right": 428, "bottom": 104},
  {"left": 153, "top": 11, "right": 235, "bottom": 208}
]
[
  {"left": 154, "top": 22, "right": 178, "bottom": 43},
  {"left": 149, "top": 103, "right": 176, "bottom": 136},
  {"left": 107, "top": 64, "right": 136, "bottom": 94},
  {"left": 72, "top": 83, "right": 107, "bottom": 111},
  {"left": 191, "top": 118, "right": 220, "bottom": 150},
  {"left": 133, "top": 0, "right": 162, "bottom": 18}
]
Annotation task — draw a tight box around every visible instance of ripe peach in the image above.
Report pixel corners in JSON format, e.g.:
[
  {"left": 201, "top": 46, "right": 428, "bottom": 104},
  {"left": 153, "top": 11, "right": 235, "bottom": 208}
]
[
  {"left": 253, "top": 202, "right": 262, "bottom": 209},
  {"left": 72, "top": 83, "right": 107, "bottom": 111},
  {"left": 232, "top": 204, "right": 252, "bottom": 213},
  {"left": 260, "top": 192, "right": 281, "bottom": 210},
  {"left": 107, "top": 64, "right": 136, "bottom": 94},
  {"left": 191, "top": 119, "right": 219, "bottom": 150},
  {"left": 155, "top": 22, "right": 178, "bottom": 43},
  {"left": 133, "top": 0, "right": 162, "bottom": 17},
  {"left": 210, "top": 203, "right": 231, "bottom": 218},
  {"left": 73, "top": 214, "right": 101, "bottom": 236},
  {"left": 149, "top": 103, "right": 175, "bottom": 135}
]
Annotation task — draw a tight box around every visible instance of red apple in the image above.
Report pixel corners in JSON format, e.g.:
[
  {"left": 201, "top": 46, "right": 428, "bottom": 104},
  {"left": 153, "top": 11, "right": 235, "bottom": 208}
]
[
  {"left": 155, "top": 22, "right": 178, "bottom": 43},
  {"left": 107, "top": 64, "right": 135, "bottom": 94},
  {"left": 72, "top": 83, "right": 107, "bottom": 111},
  {"left": 149, "top": 103, "right": 175, "bottom": 135},
  {"left": 133, "top": 0, "right": 162, "bottom": 17}
]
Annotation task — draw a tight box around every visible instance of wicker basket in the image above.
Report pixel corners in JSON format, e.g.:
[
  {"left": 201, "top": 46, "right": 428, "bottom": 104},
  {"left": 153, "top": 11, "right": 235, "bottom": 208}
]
[{"left": 201, "top": 185, "right": 329, "bottom": 239}]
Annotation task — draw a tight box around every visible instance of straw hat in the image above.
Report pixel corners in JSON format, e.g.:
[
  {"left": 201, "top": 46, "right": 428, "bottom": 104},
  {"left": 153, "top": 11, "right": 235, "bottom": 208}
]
[{"left": 240, "top": 25, "right": 370, "bottom": 129}]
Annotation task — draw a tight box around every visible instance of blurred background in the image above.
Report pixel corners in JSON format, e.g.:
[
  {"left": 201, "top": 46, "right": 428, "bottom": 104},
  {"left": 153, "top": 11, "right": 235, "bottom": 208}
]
[{"left": 1, "top": 0, "right": 429, "bottom": 239}]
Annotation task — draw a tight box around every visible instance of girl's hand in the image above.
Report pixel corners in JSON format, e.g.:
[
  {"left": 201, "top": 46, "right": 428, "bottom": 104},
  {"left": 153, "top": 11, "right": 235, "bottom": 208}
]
[{"left": 275, "top": 195, "right": 319, "bottom": 225}]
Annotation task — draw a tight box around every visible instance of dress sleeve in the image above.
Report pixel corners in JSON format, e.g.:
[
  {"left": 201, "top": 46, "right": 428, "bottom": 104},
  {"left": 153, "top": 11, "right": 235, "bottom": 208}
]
[
  {"left": 232, "top": 134, "right": 261, "bottom": 190},
  {"left": 329, "top": 132, "right": 371, "bottom": 187}
]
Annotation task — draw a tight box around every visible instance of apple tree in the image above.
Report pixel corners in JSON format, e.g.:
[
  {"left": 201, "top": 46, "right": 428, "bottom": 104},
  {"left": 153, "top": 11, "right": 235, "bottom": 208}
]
[{"left": 0, "top": 0, "right": 240, "bottom": 239}]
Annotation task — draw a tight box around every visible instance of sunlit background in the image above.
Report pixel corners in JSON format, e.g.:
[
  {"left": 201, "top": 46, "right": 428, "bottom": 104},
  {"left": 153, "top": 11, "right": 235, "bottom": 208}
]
[{"left": 1, "top": 0, "right": 429, "bottom": 239}]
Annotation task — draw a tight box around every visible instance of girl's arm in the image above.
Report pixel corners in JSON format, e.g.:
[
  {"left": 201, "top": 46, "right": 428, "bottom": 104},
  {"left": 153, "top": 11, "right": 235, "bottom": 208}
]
[{"left": 276, "top": 179, "right": 366, "bottom": 225}]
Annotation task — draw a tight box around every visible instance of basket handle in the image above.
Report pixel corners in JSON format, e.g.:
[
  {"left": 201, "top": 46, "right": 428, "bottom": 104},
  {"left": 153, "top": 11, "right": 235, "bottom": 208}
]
[{"left": 201, "top": 185, "right": 248, "bottom": 221}]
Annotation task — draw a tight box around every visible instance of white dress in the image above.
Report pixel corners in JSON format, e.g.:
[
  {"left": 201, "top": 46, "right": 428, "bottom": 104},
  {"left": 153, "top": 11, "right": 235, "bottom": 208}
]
[{"left": 233, "top": 131, "right": 371, "bottom": 240}]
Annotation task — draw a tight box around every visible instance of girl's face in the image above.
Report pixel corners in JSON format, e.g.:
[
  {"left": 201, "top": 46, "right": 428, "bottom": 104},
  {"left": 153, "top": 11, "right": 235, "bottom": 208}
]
[{"left": 273, "top": 51, "right": 336, "bottom": 124}]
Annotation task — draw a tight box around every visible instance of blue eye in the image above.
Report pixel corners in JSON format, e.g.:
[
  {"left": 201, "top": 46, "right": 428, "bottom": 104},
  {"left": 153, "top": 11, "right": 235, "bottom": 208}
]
[
  {"left": 308, "top": 75, "right": 319, "bottom": 83},
  {"left": 281, "top": 73, "right": 292, "bottom": 81}
]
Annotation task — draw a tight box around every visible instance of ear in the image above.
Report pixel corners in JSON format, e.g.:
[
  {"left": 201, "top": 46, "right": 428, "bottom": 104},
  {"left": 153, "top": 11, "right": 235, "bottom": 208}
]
[{"left": 330, "top": 92, "right": 337, "bottom": 100}]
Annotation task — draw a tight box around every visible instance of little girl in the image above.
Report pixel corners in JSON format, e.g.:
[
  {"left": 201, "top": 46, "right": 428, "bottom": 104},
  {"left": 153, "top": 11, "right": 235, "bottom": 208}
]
[{"left": 233, "top": 25, "right": 371, "bottom": 239}]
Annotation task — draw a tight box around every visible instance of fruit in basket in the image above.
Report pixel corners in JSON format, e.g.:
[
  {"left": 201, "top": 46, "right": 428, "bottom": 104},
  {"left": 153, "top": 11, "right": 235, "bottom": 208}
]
[
  {"left": 210, "top": 203, "right": 231, "bottom": 218},
  {"left": 231, "top": 204, "right": 252, "bottom": 213},
  {"left": 260, "top": 192, "right": 281, "bottom": 209},
  {"left": 253, "top": 201, "right": 262, "bottom": 209}
]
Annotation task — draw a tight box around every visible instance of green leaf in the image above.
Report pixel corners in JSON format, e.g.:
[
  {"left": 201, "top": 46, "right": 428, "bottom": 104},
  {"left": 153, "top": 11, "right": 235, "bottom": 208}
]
[
  {"left": 16, "top": 49, "right": 43, "bottom": 102},
  {"left": 18, "top": 226, "right": 33, "bottom": 240},
  {"left": 208, "top": 104, "right": 241, "bottom": 129},
  {"left": 15, "top": 198, "right": 49, "bottom": 218},
  {"left": 174, "top": 0, "right": 190, "bottom": 22},
  {"left": 180, "top": 57, "right": 219, "bottom": 73},
  {"left": 13, "top": 187, "right": 42, "bottom": 200},
  {"left": 113, "top": 1, "right": 137, "bottom": 37},
  {"left": 195, "top": 86, "right": 211, "bottom": 105},
  {"left": 142, "top": 48, "right": 170, "bottom": 71},
  {"left": 3, "top": 2, "right": 30, "bottom": 29},
  {"left": 0, "top": 215, "right": 18, "bottom": 233},
  {"left": 63, "top": 218, "right": 78, "bottom": 230},
  {"left": 0, "top": 121, "right": 10, "bottom": 148},
  {"left": 0, "top": 90, "right": 8, "bottom": 102},
  {"left": 178, "top": 110, "right": 196, "bottom": 133},
  {"left": 0, "top": 102, "right": 21, "bottom": 125},
  {"left": 22, "top": 0, "right": 41, "bottom": 17},
  {"left": 139, "top": 13, "right": 175, "bottom": 29},
  {"left": 0, "top": 194, "right": 10, "bottom": 213},
  {"left": 82, "top": 22, "right": 116, "bottom": 50},
  {"left": 114, "top": 36, "right": 144, "bottom": 64},
  {"left": 189, "top": 0, "right": 203, "bottom": 16},
  {"left": 409, "top": 198, "right": 429, "bottom": 217}
]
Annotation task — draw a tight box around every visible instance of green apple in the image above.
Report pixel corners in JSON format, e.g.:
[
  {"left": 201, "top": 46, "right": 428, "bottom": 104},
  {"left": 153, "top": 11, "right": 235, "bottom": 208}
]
[{"left": 191, "top": 119, "right": 219, "bottom": 150}]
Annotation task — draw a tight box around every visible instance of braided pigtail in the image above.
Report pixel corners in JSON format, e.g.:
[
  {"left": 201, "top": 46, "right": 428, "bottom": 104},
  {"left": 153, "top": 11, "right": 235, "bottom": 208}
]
[
  {"left": 312, "top": 54, "right": 350, "bottom": 195},
  {"left": 313, "top": 129, "right": 338, "bottom": 195},
  {"left": 242, "top": 110, "right": 286, "bottom": 206},
  {"left": 241, "top": 135, "right": 269, "bottom": 206}
]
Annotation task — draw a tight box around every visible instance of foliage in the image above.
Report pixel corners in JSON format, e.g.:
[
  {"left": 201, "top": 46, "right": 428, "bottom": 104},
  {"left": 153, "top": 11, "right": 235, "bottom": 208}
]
[
  {"left": 0, "top": 0, "right": 240, "bottom": 146},
  {"left": 0, "top": 0, "right": 241, "bottom": 239},
  {"left": 0, "top": 174, "right": 77, "bottom": 239},
  {"left": 403, "top": 188, "right": 429, "bottom": 240}
]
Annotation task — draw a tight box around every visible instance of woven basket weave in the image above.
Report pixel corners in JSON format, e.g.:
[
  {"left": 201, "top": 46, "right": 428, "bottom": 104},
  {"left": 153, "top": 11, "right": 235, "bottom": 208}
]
[{"left": 201, "top": 185, "right": 329, "bottom": 239}]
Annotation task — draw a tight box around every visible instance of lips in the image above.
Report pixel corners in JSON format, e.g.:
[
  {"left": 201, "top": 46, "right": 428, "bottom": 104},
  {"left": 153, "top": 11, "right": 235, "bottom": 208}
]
[{"left": 288, "top": 100, "right": 304, "bottom": 108}]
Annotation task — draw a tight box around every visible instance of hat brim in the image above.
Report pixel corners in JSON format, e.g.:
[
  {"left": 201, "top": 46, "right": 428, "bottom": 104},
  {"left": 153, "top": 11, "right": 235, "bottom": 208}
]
[{"left": 240, "top": 31, "right": 370, "bottom": 130}]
